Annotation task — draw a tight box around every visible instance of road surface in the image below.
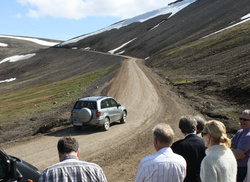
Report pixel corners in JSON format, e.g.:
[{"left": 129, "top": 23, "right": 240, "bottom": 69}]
[{"left": 3, "top": 57, "right": 195, "bottom": 181}]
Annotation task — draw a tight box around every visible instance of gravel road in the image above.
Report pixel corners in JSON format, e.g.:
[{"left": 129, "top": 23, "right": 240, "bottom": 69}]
[{"left": 3, "top": 57, "right": 196, "bottom": 181}]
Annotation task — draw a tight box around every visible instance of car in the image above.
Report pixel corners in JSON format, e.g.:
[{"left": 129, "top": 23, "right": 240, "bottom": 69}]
[
  {"left": 70, "top": 96, "right": 127, "bottom": 131},
  {"left": 0, "top": 148, "right": 40, "bottom": 182}
]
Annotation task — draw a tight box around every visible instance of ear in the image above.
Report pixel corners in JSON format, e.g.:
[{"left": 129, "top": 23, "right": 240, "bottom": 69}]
[
  {"left": 154, "top": 137, "right": 157, "bottom": 144},
  {"left": 59, "top": 152, "right": 62, "bottom": 161},
  {"left": 77, "top": 149, "right": 80, "bottom": 157}
]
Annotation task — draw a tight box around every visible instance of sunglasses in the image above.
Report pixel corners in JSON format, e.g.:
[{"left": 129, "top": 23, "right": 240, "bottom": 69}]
[
  {"left": 239, "top": 118, "right": 250, "bottom": 121},
  {"left": 201, "top": 132, "right": 208, "bottom": 137}
]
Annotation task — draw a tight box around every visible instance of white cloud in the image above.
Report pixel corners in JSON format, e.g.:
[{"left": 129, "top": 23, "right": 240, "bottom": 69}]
[{"left": 17, "top": 0, "right": 175, "bottom": 19}]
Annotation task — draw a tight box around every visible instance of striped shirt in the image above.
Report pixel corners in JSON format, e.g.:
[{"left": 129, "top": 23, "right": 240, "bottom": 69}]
[
  {"left": 135, "top": 147, "right": 186, "bottom": 182},
  {"left": 38, "top": 156, "right": 107, "bottom": 182}
]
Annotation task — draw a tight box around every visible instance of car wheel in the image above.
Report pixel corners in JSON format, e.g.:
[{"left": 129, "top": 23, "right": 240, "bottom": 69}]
[
  {"left": 120, "top": 111, "right": 127, "bottom": 124},
  {"left": 102, "top": 117, "right": 110, "bottom": 131}
]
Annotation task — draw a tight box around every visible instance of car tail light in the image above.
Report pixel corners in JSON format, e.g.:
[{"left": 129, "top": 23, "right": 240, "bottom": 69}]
[
  {"left": 96, "top": 110, "right": 101, "bottom": 117},
  {"left": 71, "top": 110, "right": 73, "bottom": 116}
]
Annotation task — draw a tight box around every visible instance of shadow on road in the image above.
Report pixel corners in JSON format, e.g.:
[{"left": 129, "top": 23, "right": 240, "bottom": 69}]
[{"left": 47, "top": 122, "right": 121, "bottom": 137}]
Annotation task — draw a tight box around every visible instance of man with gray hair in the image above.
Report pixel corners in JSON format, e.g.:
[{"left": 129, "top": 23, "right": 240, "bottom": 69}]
[
  {"left": 135, "top": 123, "right": 186, "bottom": 182},
  {"left": 171, "top": 115, "right": 206, "bottom": 182},
  {"left": 231, "top": 109, "right": 250, "bottom": 182}
]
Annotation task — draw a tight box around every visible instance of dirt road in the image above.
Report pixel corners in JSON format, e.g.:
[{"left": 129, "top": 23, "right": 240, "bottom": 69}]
[{"left": 3, "top": 57, "right": 196, "bottom": 181}]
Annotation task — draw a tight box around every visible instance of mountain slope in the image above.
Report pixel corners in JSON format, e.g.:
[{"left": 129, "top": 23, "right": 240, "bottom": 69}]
[
  {"left": 59, "top": 0, "right": 250, "bottom": 58},
  {"left": 0, "top": 0, "right": 249, "bottom": 143},
  {"left": 54, "top": 0, "right": 250, "bottom": 131}
]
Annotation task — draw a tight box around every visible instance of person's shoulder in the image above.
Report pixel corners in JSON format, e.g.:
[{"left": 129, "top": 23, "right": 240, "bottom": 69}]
[
  {"left": 186, "top": 134, "right": 202, "bottom": 139},
  {"left": 235, "top": 129, "right": 244, "bottom": 135},
  {"left": 246, "top": 128, "right": 250, "bottom": 135},
  {"left": 172, "top": 139, "right": 185, "bottom": 147},
  {"left": 191, "top": 134, "right": 205, "bottom": 142},
  {"left": 77, "top": 160, "right": 103, "bottom": 170},
  {"left": 235, "top": 128, "right": 250, "bottom": 137},
  {"left": 140, "top": 153, "right": 158, "bottom": 163},
  {"left": 43, "top": 161, "right": 62, "bottom": 170},
  {"left": 171, "top": 152, "right": 187, "bottom": 165},
  {"left": 173, "top": 135, "right": 203, "bottom": 145}
]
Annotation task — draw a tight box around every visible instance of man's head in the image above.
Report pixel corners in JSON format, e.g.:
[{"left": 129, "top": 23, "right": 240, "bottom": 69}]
[
  {"left": 179, "top": 115, "right": 197, "bottom": 134},
  {"left": 152, "top": 123, "right": 175, "bottom": 151},
  {"left": 57, "top": 137, "right": 79, "bottom": 161},
  {"left": 240, "top": 109, "right": 250, "bottom": 131},
  {"left": 194, "top": 115, "right": 206, "bottom": 134}
]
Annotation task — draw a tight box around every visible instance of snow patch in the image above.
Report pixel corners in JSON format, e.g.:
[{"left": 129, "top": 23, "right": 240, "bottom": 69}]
[
  {"left": 0, "top": 53, "right": 36, "bottom": 65},
  {"left": 0, "top": 78, "right": 16, "bottom": 83},
  {"left": 202, "top": 15, "right": 250, "bottom": 39},
  {"left": 241, "top": 13, "right": 250, "bottom": 20},
  {"left": 115, "top": 50, "right": 125, "bottom": 55},
  {"left": 0, "top": 42, "right": 8, "bottom": 47},
  {"left": 0, "top": 35, "right": 60, "bottom": 46},
  {"left": 108, "top": 38, "right": 137, "bottom": 54},
  {"left": 60, "top": 0, "right": 196, "bottom": 46}
]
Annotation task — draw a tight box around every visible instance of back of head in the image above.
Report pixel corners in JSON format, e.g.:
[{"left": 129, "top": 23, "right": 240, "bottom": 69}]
[
  {"left": 204, "top": 120, "right": 231, "bottom": 148},
  {"left": 179, "top": 115, "right": 197, "bottom": 134},
  {"left": 194, "top": 115, "right": 206, "bottom": 134},
  {"left": 153, "top": 123, "right": 174, "bottom": 146},
  {"left": 57, "top": 137, "right": 79, "bottom": 154}
]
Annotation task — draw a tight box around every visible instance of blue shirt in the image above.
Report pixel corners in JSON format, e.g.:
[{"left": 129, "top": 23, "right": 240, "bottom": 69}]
[{"left": 231, "top": 128, "right": 250, "bottom": 167}]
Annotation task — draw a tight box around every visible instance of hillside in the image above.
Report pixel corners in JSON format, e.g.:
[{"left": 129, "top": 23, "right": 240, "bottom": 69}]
[
  {"left": 0, "top": 0, "right": 250, "bottom": 181},
  {"left": 0, "top": 0, "right": 249, "bottom": 149},
  {"left": 55, "top": 0, "right": 250, "bottom": 133},
  {"left": 0, "top": 38, "right": 124, "bottom": 143}
]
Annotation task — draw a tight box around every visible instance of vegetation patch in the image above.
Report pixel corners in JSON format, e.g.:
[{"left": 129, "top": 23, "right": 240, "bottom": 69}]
[
  {"left": 173, "top": 79, "right": 194, "bottom": 86},
  {"left": 0, "top": 66, "right": 112, "bottom": 123}
]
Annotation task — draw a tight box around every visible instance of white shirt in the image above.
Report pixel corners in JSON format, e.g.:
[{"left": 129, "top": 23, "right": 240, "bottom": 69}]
[{"left": 135, "top": 147, "right": 186, "bottom": 182}]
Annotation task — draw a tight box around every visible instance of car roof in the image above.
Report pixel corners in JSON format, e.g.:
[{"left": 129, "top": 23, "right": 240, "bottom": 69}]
[{"left": 78, "top": 96, "right": 110, "bottom": 101}]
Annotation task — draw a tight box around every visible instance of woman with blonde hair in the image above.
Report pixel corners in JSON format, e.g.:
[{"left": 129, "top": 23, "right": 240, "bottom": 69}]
[{"left": 200, "top": 120, "right": 237, "bottom": 182}]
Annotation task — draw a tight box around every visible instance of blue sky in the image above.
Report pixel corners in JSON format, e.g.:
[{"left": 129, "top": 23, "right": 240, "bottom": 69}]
[{"left": 1, "top": 0, "right": 174, "bottom": 41}]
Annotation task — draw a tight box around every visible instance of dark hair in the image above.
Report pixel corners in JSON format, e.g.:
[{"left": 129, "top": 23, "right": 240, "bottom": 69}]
[
  {"left": 57, "top": 137, "right": 79, "bottom": 154},
  {"left": 179, "top": 115, "right": 197, "bottom": 133},
  {"left": 194, "top": 115, "right": 206, "bottom": 134},
  {"left": 153, "top": 123, "right": 174, "bottom": 145}
]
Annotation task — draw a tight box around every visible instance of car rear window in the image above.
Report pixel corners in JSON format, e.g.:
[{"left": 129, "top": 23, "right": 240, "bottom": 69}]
[{"left": 74, "top": 101, "right": 97, "bottom": 109}]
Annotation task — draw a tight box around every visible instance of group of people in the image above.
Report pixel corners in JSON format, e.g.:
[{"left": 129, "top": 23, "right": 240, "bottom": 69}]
[{"left": 38, "top": 109, "right": 250, "bottom": 182}]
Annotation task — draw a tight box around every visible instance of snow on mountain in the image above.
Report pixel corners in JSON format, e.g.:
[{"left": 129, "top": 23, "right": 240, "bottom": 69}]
[
  {"left": 0, "top": 78, "right": 16, "bottom": 83},
  {"left": 108, "top": 38, "right": 137, "bottom": 54},
  {"left": 202, "top": 13, "right": 250, "bottom": 39},
  {"left": 0, "top": 35, "right": 60, "bottom": 47},
  {"left": 0, "top": 53, "right": 37, "bottom": 83},
  {"left": 60, "top": 0, "right": 196, "bottom": 46},
  {"left": 0, "top": 42, "right": 8, "bottom": 47},
  {"left": 0, "top": 53, "right": 36, "bottom": 65}
]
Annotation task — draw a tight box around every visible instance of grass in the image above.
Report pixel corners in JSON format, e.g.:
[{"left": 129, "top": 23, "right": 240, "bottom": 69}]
[
  {"left": 173, "top": 79, "right": 194, "bottom": 86},
  {"left": 0, "top": 66, "right": 112, "bottom": 123}
]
